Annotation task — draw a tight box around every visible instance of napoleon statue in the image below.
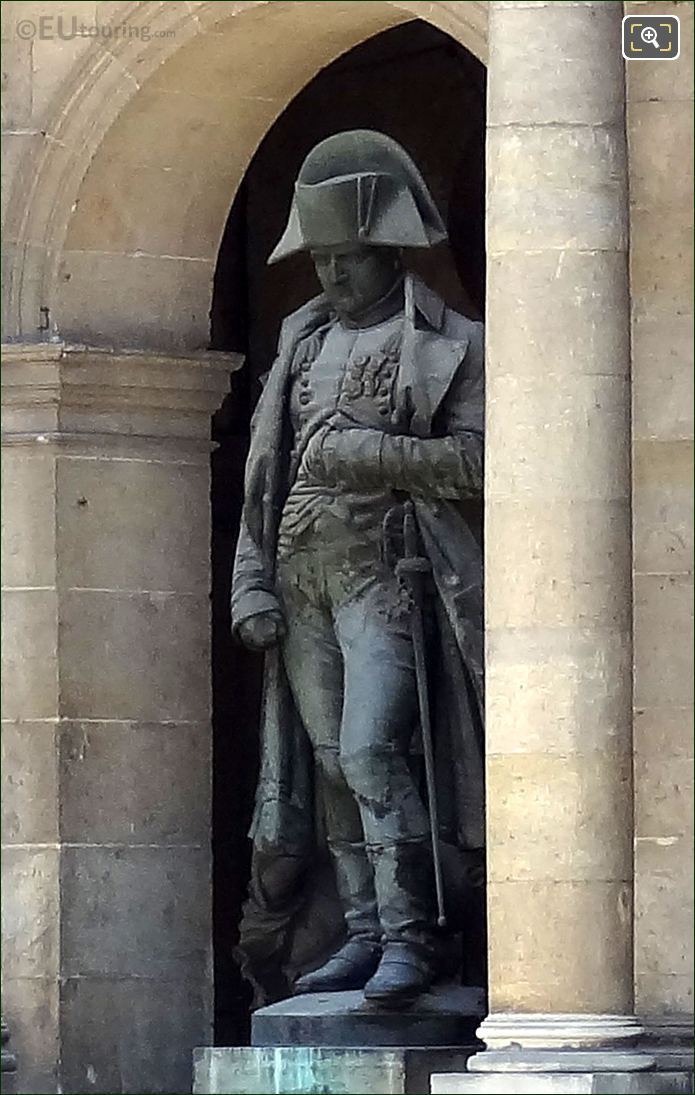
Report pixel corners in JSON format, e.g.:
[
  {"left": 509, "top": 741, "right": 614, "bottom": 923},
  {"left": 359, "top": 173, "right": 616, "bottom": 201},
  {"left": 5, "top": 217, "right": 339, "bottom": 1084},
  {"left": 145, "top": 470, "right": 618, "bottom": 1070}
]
[{"left": 231, "top": 130, "right": 485, "bottom": 1009}]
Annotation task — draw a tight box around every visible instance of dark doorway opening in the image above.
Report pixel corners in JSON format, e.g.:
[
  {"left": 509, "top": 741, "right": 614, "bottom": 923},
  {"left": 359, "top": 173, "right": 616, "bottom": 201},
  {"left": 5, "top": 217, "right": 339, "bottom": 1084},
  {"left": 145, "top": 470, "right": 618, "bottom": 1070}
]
[{"left": 209, "top": 18, "right": 486, "bottom": 1045}]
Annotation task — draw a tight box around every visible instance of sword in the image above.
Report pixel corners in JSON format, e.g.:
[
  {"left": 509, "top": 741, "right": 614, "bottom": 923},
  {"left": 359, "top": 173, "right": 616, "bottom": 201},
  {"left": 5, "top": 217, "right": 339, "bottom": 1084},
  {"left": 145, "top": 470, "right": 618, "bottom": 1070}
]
[{"left": 392, "top": 500, "right": 447, "bottom": 929}]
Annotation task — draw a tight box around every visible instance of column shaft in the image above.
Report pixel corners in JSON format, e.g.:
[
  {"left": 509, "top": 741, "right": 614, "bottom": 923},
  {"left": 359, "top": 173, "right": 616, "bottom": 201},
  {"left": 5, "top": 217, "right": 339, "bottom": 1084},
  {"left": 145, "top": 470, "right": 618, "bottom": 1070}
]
[{"left": 484, "top": 0, "right": 633, "bottom": 1023}]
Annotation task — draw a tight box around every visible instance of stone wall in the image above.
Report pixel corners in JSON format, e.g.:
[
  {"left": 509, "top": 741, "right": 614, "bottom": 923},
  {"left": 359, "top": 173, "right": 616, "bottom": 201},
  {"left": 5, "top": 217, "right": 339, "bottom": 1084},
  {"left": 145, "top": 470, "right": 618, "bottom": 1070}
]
[{"left": 625, "top": 0, "right": 694, "bottom": 1024}]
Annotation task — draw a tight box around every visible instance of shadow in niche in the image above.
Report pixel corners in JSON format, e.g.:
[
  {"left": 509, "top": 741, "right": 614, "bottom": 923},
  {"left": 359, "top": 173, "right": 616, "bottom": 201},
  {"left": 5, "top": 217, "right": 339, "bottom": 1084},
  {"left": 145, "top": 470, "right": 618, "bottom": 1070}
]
[{"left": 209, "top": 17, "right": 486, "bottom": 1046}]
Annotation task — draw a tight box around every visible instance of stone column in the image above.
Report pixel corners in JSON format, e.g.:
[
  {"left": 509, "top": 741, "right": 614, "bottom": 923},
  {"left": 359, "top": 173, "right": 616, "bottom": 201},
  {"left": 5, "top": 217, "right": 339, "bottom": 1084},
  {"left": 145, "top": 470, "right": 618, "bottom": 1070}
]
[
  {"left": 1, "top": 343, "right": 239, "bottom": 1094},
  {"left": 477, "top": 0, "right": 647, "bottom": 1076}
]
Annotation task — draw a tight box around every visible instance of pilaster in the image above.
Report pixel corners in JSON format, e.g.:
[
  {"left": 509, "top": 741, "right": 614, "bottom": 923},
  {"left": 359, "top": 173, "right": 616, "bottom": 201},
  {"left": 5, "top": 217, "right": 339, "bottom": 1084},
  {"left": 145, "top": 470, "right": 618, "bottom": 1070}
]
[{"left": 1, "top": 341, "right": 240, "bottom": 1094}]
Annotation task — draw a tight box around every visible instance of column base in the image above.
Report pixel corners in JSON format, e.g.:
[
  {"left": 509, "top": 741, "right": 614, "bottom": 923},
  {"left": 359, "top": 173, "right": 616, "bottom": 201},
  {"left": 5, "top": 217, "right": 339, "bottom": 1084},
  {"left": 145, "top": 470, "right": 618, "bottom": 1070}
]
[
  {"left": 431, "top": 1071, "right": 694, "bottom": 1094},
  {"left": 638, "top": 1013, "right": 694, "bottom": 1072},
  {"left": 468, "top": 1014, "right": 655, "bottom": 1073}
]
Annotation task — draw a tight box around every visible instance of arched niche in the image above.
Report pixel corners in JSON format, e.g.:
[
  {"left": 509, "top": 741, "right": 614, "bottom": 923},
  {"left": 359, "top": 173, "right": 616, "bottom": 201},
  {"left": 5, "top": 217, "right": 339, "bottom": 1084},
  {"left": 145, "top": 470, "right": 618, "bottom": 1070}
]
[{"left": 206, "top": 16, "right": 487, "bottom": 1041}]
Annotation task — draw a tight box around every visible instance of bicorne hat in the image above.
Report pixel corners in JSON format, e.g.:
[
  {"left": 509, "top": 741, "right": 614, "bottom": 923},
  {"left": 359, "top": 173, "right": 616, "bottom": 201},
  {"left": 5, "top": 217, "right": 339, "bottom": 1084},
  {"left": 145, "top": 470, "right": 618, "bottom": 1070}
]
[{"left": 268, "top": 130, "right": 447, "bottom": 264}]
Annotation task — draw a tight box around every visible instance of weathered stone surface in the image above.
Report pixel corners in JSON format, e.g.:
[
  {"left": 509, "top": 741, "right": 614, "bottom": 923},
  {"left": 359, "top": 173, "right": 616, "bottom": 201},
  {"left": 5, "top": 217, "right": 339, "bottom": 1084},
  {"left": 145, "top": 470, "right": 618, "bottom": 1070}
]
[
  {"left": 29, "top": 4, "right": 106, "bottom": 122},
  {"left": 1, "top": 847, "right": 60, "bottom": 979},
  {"left": 56, "top": 250, "right": 214, "bottom": 351},
  {"left": 1, "top": 978, "right": 59, "bottom": 1095},
  {"left": 630, "top": 208, "right": 693, "bottom": 317},
  {"left": 60, "top": 976, "right": 210, "bottom": 1095},
  {"left": 634, "top": 752, "right": 693, "bottom": 843},
  {"left": 0, "top": 450, "right": 57, "bottom": 588},
  {"left": 0, "top": 132, "right": 43, "bottom": 236},
  {"left": 485, "top": 500, "right": 632, "bottom": 628},
  {"left": 487, "top": 752, "right": 632, "bottom": 884},
  {"left": 633, "top": 574, "right": 694, "bottom": 709},
  {"left": 56, "top": 456, "right": 210, "bottom": 593},
  {"left": 1, "top": 721, "right": 58, "bottom": 844},
  {"left": 632, "top": 317, "right": 694, "bottom": 440},
  {"left": 486, "top": 250, "right": 630, "bottom": 379},
  {"left": 431, "top": 1071, "right": 694, "bottom": 1094},
  {"left": 487, "top": 879, "right": 633, "bottom": 1014},
  {"left": 0, "top": 32, "right": 33, "bottom": 129},
  {"left": 635, "top": 840, "right": 694, "bottom": 987},
  {"left": 488, "top": 1, "right": 624, "bottom": 126},
  {"left": 59, "top": 845, "right": 209, "bottom": 979},
  {"left": 57, "top": 720, "right": 210, "bottom": 844},
  {"left": 633, "top": 704, "right": 694, "bottom": 763},
  {"left": 486, "top": 627, "right": 632, "bottom": 758},
  {"left": 628, "top": 100, "right": 693, "bottom": 213},
  {"left": 626, "top": 0, "right": 694, "bottom": 104},
  {"left": 58, "top": 588, "right": 210, "bottom": 721},
  {"left": 636, "top": 974, "right": 694, "bottom": 1017},
  {"left": 633, "top": 442, "right": 694, "bottom": 574},
  {"left": 195, "top": 1047, "right": 477, "bottom": 1095},
  {"left": 1, "top": 590, "right": 58, "bottom": 721},
  {"left": 485, "top": 374, "right": 630, "bottom": 501},
  {"left": 251, "top": 986, "right": 485, "bottom": 1048},
  {"left": 486, "top": 125, "right": 628, "bottom": 255}
]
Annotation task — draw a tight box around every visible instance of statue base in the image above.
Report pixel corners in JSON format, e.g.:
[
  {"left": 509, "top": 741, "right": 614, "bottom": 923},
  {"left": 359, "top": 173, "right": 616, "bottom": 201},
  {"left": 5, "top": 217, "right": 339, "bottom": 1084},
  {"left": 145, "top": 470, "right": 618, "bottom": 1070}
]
[
  {"left": 194, "top": 985, "right": 485, "bottom": 1094},
  {"left": 252, "top": 984, "right": 485, "bottom": 1047}
]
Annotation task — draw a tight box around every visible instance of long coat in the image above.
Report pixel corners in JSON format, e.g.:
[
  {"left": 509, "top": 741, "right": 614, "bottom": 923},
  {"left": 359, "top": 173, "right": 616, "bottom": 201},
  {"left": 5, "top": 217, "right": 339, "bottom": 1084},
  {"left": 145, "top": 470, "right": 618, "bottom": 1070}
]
[{"left": 231, "top": 276, "right": 485, "bottom": 996}]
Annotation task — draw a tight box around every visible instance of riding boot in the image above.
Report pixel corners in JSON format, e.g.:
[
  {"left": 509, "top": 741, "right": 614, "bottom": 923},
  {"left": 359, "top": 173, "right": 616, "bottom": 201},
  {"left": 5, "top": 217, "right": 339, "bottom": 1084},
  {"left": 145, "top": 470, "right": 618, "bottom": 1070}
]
[
  {"left": 293, "top": 840, "right": 381, "bottom": 994},
  {"left": 331, "top": 838, "right": 381, "bottom": 942},
  {"left": 363, "top": 839, "right": 439, "bottom": 1005}
]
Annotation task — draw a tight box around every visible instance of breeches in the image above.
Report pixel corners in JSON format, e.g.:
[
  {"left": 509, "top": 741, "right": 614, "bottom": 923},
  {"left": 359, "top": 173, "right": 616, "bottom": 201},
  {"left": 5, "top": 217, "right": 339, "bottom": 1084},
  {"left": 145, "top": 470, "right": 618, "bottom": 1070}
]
[{"left": 276, "top": 545, "right": 431, "bottom": 852}]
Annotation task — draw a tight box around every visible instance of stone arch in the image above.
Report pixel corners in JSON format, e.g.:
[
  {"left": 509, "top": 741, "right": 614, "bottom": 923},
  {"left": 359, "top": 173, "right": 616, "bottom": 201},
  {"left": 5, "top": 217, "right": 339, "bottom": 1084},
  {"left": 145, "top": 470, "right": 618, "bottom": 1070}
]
[{"left": 2, "top": 0, "right": 487, "bottom": 346}]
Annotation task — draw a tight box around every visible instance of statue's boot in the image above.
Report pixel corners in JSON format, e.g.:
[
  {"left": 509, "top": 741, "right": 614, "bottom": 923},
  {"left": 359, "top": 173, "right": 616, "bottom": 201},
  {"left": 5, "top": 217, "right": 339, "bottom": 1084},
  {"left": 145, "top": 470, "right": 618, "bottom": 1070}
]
[
  {"left": 293, "top": 840, "right": 382, "bottom": 995},
  {"left": 363, "top": 941, "right": 435, "bottom": 1005},
  {"left": 292, "top": 937, "right": 383, "bottom": 994},
  {"left": 363, "top": 839, "right": 438, "bottom": 1007}
]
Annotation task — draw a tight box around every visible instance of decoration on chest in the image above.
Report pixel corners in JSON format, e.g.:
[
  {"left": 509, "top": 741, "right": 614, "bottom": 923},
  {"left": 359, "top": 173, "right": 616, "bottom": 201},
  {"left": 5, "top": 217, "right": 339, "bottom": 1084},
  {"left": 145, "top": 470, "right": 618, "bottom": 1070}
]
[
  {"left": 291, "top": 326, "right": 408, "bottom": 428},
  {"left": 340, "top": 328, "right": 403, "bottom": 422}
]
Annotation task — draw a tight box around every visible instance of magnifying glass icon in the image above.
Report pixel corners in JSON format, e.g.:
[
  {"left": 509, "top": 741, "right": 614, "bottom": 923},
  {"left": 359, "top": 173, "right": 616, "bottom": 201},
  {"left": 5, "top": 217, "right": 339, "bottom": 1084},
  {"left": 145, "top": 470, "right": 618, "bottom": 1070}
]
[{"left": 641, "top": 26, "right": 660, "bottom": 47}]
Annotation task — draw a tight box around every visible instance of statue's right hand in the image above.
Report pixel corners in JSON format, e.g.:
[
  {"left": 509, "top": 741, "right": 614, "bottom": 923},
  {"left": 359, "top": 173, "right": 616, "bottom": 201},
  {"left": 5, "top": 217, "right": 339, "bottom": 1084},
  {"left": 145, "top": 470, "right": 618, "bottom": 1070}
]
[{"left": 237, "top": 611, "right": 286, "bottom": 651}]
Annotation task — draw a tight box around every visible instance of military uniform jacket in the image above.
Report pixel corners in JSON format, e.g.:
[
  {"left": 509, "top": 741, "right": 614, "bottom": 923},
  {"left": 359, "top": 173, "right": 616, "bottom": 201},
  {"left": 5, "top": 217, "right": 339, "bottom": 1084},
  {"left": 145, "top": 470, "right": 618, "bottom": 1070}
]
[{"left": 231, "top": 275, "right": 485, "bottom": 912}]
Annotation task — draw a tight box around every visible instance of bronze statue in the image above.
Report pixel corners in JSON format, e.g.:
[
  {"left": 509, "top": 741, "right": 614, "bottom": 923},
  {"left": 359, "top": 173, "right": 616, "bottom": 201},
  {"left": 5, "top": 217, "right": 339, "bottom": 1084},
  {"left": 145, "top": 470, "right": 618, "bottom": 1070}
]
[{"left": 232, "top": 130, "right": 485, "bottom": 1008}]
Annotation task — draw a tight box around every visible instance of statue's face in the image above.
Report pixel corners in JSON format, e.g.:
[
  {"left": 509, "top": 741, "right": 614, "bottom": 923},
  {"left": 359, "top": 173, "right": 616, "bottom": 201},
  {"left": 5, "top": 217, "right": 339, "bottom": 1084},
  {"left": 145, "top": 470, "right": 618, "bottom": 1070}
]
[{"left": 310, "top": 245, "right": 400, "bottom": 320}]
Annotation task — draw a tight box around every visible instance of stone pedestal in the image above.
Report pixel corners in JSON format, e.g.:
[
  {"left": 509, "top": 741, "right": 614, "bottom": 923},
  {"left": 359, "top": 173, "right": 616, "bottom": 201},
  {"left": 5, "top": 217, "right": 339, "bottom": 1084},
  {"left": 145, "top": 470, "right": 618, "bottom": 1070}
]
[
  {"left": 251, "top": 986, "right": 485, "bottom": 1047},
  {"left": 195, "top": 987, "right": 484, "bottom": 1094},
  {"left": 194, "top": 1047, "right": 478, "bottom": 1095},
  {"left": 1, "top": 342, "right": 238, "bottom": 1094}
]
